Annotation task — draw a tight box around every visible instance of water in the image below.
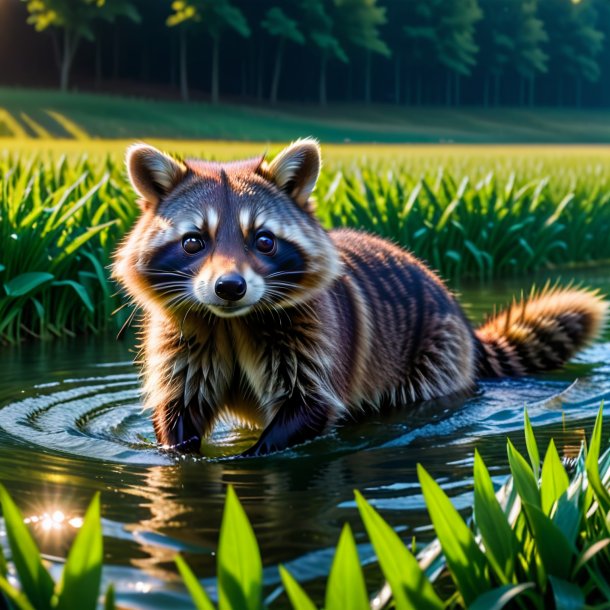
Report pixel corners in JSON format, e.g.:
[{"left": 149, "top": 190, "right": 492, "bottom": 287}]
[{"left": 0, "top": 268, "right": 609, "bottom": 608}]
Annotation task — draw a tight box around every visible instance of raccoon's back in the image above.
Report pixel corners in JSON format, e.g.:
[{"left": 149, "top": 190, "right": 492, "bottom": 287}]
[{"left": 329, "top": 229, "right": 471, "bottom": 399}]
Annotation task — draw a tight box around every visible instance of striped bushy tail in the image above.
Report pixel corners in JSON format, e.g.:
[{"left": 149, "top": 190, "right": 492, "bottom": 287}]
[{"left": 475, "top": 285, "right": 607, "bottom": 377}]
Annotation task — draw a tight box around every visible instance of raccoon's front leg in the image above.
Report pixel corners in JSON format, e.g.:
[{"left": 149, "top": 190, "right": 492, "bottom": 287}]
[
  {"left": 153, "top": 394, "right": 215, "bottom": 454},
  {"left": 241, "top": 390, "right": 334, "bottom": 457}
]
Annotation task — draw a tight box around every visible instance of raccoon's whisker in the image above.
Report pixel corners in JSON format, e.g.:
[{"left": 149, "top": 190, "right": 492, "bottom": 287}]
[
  {"left": 264, "top": 287, "right": 318, "bottom": 320},
  {"left": 266, "top": 270, "right": 307, "bottom": 280},
  {"left": 146, "top": 268, "right": 196, "bottom": 279},
  {"left": 259, "top": 295, "right": 289, "bottom": 326},
  {"left": 180, "top": 302, "right": 197, "bottom": 336}
]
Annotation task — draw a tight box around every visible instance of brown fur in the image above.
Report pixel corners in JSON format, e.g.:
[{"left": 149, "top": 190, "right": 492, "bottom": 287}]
[{"left": 113, "top": 140, "right": 607, "bottom": 456}]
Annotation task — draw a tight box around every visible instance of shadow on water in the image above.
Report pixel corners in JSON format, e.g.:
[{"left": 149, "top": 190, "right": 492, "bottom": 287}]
[{"left": 0, "top": 267, "right": 609, "bottom": 608}]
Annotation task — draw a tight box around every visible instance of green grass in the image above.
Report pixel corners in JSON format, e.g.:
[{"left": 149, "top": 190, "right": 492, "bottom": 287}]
[
  {"left": 1, "top": 409, "right": 609, "bottom": 609},
  {"left": 2, "top": 144, "right": 610, "bottom": 342},
  {"left": 3, "top": 87, "right": 610, "bottom": 143}
]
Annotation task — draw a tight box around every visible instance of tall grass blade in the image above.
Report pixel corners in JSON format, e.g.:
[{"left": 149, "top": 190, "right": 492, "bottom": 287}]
[
  {"left": 218, "top": 486, "right": 262, "bottom": 610},
  {"left": 417, "top": 464, "right": 489, "bottom": 606},
  {"left": 55, "top": 493, "right": 103, "bottom": 610},
  {"left": 540, "top": 439, "right": 570, "bottom": 515},
  {"left": 0, "top": 484, "right": 54, "bottom": 610},
  {"left": 325, "top": 524, "right": 369, "bottom": 610},
  {"left": 469, "top": 583, "right": 535, "bottom": 610},
  {"left": 354, "top": 491, "right": 442, "bottom": 610},
  {"left": 523, "top": 409, "right": 540, "bottom": 480},
  {"left": 548, "top": 576, "right": 585, "bottom": 610},
  {"left": 279, "top": 566, "right": 318, "bottom": 610},
  {"left": 473, "top": 451, "right": 516, "bottom": 581},
  {"left": 585, "top": 404, "right": 610, "bottom": 513},
  {"left": 175, "top": 555, "right": 215, "bottom": 610},
  {"left": 507, "top": 440, "right": 541, "bottom": 509},
  {"left": 522, "top": 502, "right": 574, "bottom": 579},
  {"left": 4, "top": 272, "right": 54, "bottom": 297}
]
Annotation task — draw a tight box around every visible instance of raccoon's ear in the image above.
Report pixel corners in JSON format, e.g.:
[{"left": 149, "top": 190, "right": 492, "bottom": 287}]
[
  {"left": 126, "top": 144, "right": 187, "bottom": 209},
  {"left": 262, "top": 138, "right": 321, "bottom": 212}
]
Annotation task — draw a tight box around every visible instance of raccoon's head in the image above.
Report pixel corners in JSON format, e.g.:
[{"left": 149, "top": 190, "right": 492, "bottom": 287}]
[{"left": 113, "top": 139, "right": 341, "bottom": 319}]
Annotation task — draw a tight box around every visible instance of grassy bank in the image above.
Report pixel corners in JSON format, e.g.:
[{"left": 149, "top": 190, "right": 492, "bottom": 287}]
[
  {"left": 1, "top": 144, "right": 610, "bottom": 342},
  {"left": 3, "top": 88, "right": 610, "bottom": 143}
]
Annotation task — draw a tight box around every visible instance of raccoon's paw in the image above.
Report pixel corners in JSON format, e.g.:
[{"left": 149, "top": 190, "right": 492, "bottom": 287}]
[
  {"left": 160, "top": 435, "right": 201, "bottom": 454},
  {"left": 240, "top": 438, "right": 279, "bottom": 458}
]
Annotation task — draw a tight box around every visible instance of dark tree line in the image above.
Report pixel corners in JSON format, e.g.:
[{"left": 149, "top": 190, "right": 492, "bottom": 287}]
[{"left": 11, "top": 0, "right": 610, "bottom": 108}]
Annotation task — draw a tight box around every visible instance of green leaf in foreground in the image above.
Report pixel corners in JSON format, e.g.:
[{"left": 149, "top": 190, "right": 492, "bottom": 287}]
[
  {"left": 0, "top": 484, "right": 54, "bottom": 610},
  {"left": 473, "top": 451, "right": 516, "bottom": 581},
  {"left": 0, "top": 573, "right": 36, "bottom": 610},
  {"left": 507, "top": 440, "right": 541, "bottom": 509},
  {"left": 549, "top": 575, "right": 585, "bottom": 610},
  {"left": 354, "top": 490, "right": 442, "bottom": 610},
  {"left": 4, "top": 272, "right": 54, "bottom": 297},
  {"left": 218, "top": 486, "right": 262, "bottom": 610},
  {"left": 104, "top": 584, "right": 116, "bottom": 610},
  {"left": 279, "top": 566, "right": 318, "bottom": 610},
  {"left": 585, "top": 404, "right": 610, "bottom": 513},
  {"left": 522, "top": 502, "right": 574, "bottom": 579},
  {"left": 540, "top": 439, "right": 569, "bottom": 515},
  {"left": 469, "top": 582, "right": 535, "bottom": 610},
  {"left": 524, "top": 408, "right": 540, "bottom": 479},
  {"left": 325, "top": 524, "right": 369, "bottom": 610},
  {"left": 417, "top": 464, "right": 489, "bottom": 606},
  {"left": 55, "top": 493, "right": 103, "bottom": 610},
  {"left": 175, "top": 555, "right": 215, "bottom": 610}
]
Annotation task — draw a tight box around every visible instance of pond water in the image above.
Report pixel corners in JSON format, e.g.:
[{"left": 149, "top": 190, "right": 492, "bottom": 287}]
[{"left": 0, "top": 267, "right": 609, "bottom": 608}]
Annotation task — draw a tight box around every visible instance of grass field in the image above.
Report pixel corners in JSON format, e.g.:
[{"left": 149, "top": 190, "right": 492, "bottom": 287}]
[{"left": 3, "top": 87, "right": 610, "bottom": 143}]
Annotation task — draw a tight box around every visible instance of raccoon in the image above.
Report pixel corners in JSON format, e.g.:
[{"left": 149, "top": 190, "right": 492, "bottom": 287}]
[{"left": 113, "top": 139, "right": 607, "bottom": 456}]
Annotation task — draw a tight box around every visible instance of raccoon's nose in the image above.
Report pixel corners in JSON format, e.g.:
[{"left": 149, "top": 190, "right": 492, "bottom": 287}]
[{"left": 215, "top": 273, "right": 247, "bottom": 302}]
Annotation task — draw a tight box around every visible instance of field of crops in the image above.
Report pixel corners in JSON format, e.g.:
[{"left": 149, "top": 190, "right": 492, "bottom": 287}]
[{"left": 2, "top": 142, "right": 610, "bottom": 343}]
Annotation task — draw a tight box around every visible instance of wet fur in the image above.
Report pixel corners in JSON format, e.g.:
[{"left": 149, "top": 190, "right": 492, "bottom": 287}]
[{"left": 113, "top": 141, "right": 607, "bottom": 456}]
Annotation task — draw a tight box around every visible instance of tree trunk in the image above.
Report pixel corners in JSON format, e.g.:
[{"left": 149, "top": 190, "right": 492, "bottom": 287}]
[
  {"left": 347, "top": 64, "right": 352, "bottom": 102},
  {"left": 575, "top": 76, "right": 582, "bottom": 108},
  {"left": 494, "top": 73, "right": 501, "bottom": 106},
  {"left": 483, "top": 75, "right": 490, "bottom": 107},
  {"left": 59, "top": 29, "right": 79, "bottom": 92},
  {"left": 140, "top": 40, "right": 150, "bottom": 82},
  {"left": 211, "top": 35, "right": 220, "bottom": 104},
  {"left": 445, "top": 70, "right": 452, "bottom": 106},
  {"left": 394, "top": 54, "right": 401, "bottom": 104},
  {"left": 416, "top": 72, "right": 422, "bottom": 106},
  {"left": 455, "top": 72, "right": 461, "bottom": 106},
  {"left": 95, "top": 36, "right": 102, "bottom": 89},
  {"left": 519, "top": 76, "right": 525, "bottom": 106},
  {"left": 241, "top": 60, "right": 247, "bottom": 99},
  {"left": 256, "top": 43, "right": 264, "bottom": 104},
  {"left": 529, "top": 75, "right": 535, "bottom": 107},
  {"left": 169, "top": 33, "right": 176, "bottom": 88},
  {"left": 270, "top": 37, "right": 285, "bottom": 105},
  {"left": 557, "top": 77, "right": 563, "bottom": 107},
  {"left": 364, "top": 50, "right": 372, "bottom": 104},
  {"left": 179, "top": 28, "right": 189, "bottom": 102},
  {"left": 112, "top": 26, "right": 119, "bottom": 80},
  {"left": 319, "top": 55, "right": 327, "bottom": 106}
]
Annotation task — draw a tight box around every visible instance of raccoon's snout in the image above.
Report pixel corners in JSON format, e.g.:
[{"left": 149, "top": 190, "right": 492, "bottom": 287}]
[{"left": 215, "top": 273, "right": 247, "bottom": 301}]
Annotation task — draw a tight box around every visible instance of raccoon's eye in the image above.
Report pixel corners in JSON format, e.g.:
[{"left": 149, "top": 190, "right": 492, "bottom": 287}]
[
  {"left": 255, "top": 230, "right": 276, "bottom": 255},
  {"left": 182, "top": 234, "right": 205, "bottom": 254}
]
